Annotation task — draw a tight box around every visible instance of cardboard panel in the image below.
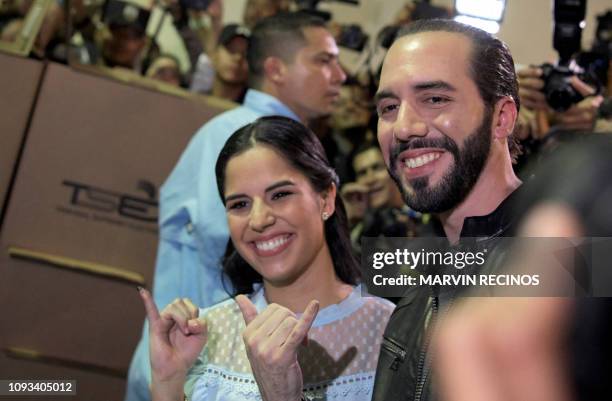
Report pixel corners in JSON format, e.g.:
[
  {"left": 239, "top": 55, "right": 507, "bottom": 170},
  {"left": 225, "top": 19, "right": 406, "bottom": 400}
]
[
  {"left": 0, "top": 252, "right": 143, "bottom": 371},
  {"left": 1, "top": 62, "right": 229, "bottom": 283},
  {"left": 0, "top": 250, "right": 144, "bottom": 372},
  {"left": 0, "top": 53, "right": 44, "bottom": 223},
  {"left": 0, "top": 62, "right": 233, "bottom": 390}
]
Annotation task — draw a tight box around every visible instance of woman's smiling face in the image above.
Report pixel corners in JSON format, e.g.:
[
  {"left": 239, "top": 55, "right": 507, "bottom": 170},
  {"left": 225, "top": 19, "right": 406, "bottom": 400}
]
[{"left": 223, "top": 145, "right": 333, "bottom": 286}]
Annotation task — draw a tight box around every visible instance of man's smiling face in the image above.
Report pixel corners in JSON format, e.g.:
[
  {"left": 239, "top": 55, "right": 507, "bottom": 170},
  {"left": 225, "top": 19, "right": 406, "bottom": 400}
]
[{"left": 376, "top": 31, "right": 493, "bottom": 213}]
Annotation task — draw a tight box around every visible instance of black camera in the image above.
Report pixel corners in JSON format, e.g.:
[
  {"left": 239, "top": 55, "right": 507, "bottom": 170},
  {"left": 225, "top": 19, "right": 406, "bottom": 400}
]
[
  {"left": 551, "top": 0, "right": 586, "bottom": 64},
  {"left": 295, "top": 0, "right": 360, "bottom": 22},
  {"left": 538, "top": 0, "right": 588, "bottom": 111},
  {"left": 540, "top": 63, "right": 586, "bottom": 111},
  {"left": 337, "top": 24, "right": 368, "bottom": 52},
  {"left": 539, "top": 0, "right": 606, "bottom": 111}
]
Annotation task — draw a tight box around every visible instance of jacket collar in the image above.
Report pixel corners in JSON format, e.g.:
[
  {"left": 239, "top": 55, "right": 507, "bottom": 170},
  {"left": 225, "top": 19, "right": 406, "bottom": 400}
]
[{"left": 432, "top": 185, "right": 522, "bottom": 239}]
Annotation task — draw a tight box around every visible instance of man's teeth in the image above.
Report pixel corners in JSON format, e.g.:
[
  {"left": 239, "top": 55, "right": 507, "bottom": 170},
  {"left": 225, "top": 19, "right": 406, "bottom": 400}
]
[
  {"left": 404, "top": 153, "right": 441, "bottom": 169},
  {"left": 255, "top": 235, "right": 290, "bottom": 251}
]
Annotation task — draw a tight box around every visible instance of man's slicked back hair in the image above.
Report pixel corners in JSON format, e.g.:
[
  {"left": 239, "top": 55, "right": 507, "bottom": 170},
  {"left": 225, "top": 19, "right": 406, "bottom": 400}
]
[
  {"left": 247, "top": 11, "right": 326, "bottom": 88},
  {"left": 395, "top": 19, "right": 521, "bottom": 160}
]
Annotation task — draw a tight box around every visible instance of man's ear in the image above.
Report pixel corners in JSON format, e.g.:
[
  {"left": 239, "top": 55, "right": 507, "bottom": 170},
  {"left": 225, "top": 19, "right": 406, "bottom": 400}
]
[
  {"left": 321, "top": 183, "right": 337, "bottom": 218},
  {"left": 492, "top": 96, "right": 518, "bottom": 140},
  {"left": 263, "top": 57, "right": 287, "bottom": 85}
]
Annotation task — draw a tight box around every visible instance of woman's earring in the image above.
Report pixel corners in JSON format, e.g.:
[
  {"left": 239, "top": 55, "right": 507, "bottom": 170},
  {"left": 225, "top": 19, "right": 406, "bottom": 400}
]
[{"left": 322, "top": 212, "right": 330, "bottom": 221}]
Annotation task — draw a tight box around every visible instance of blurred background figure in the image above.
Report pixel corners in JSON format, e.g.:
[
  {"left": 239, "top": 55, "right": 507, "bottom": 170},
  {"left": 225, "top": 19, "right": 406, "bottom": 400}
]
[
  {"left": 99, "top": 0, "right": 150, "bottom": 70},
  {"left": 0, "top": 0, "right": 64, "bottom": 57},
  {"left": 145, "top": 53, "right": 182, "bottom": 86},
  {"left": 435, "top": 134, "right": 612, "bottom": 401},
  {"left": 329, "top": 78, "right": 372, "bottom": 132},
  {"left": 190, "top": 23, "right": 249, "bottom": 102},
  {"left": 242, "top": 0, "right": 289, "bottom": 29},
  {"left": 513, "top": 7, "right": 611, "bottom": 175},
  {"left": 392, "top": 0, "right": 452, "bottom": 26},
  {"left": 167, "top": 0, "right": 222, "bottom": 82},
  {"left": 314, "top": 77, "right": 375, "bottom": 183},
  {"left": 514, "top": 66, "right": 606, "bottom": 174},
  {"left": 351, "top": 142, "right": 403, "bottom": 211},
  {"left": 342, "top": 141, "right": 431, "bottom": 255}
]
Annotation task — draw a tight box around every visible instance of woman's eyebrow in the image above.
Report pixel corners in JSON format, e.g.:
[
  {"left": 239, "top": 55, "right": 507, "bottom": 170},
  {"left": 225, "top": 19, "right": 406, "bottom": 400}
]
[
  {"left": 224, "top": 180, "right": 296, "bottom": 203},
  {"left": 265, "top": 180, "right": 295, "bottom": 193},
  {"left": 224, "top": 193, "right": 247, "bottom": 203}
]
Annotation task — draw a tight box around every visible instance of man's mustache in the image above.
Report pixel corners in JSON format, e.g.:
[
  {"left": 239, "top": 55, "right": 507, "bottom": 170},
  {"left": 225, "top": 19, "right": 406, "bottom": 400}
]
[{"left": 390, "top": 137, "right": 458, "bottom": 170}]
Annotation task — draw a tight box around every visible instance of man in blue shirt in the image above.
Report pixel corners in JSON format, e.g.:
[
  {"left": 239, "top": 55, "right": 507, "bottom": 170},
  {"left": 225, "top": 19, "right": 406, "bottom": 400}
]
[{"left": 125, "top": 12, "right": 346, "bottom": 401}]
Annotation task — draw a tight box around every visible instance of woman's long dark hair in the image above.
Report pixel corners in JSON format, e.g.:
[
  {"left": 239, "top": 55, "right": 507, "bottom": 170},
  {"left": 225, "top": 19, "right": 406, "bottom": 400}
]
[{"left": 215, "top": 116, "right": 360, "bottom": 295}]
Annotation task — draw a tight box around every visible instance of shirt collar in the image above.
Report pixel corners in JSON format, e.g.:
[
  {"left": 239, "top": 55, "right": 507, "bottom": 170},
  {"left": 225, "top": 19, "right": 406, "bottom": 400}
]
[{"left": 243, "top": 89, "right": 301, "bottom": 122}]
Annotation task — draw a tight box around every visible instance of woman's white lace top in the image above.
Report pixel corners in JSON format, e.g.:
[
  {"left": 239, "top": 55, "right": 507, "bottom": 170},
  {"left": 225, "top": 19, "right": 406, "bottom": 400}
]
[{"left": 184, "top": 285, "right": 394, "bottom": 401}]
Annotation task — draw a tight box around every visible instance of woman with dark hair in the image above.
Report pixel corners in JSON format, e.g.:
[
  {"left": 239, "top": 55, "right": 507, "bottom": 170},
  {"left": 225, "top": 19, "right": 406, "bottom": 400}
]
[
  {"left": 140, "top": 116, "right": 394, "bottom": 401},
  {"left": 216, "top": 116, "right": 361, "bottom": 295}
]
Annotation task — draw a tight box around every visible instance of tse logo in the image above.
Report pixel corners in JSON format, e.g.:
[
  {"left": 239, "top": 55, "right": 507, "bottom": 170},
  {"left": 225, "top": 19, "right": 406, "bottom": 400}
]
[{"left": 62, "top": 180, "right": 158, "bottom": 222}]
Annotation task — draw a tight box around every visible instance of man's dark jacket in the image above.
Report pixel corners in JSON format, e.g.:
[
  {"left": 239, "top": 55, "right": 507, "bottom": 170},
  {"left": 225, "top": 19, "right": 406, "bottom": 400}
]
[{"left": 371, "top": 191, "right": 520, "bottom": 401}]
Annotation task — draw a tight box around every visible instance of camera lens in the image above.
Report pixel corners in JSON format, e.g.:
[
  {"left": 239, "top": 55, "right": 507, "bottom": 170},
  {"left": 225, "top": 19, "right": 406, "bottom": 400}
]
[
  {"left": 541, "top": 64, "right": 583, "bottom": 111},
  {"left": 546, "top": 83, "right": 577, "bottom": 111}
]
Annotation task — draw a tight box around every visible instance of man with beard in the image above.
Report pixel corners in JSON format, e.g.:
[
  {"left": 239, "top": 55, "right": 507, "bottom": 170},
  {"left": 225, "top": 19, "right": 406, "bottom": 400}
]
[
  {"left": 155, "top": 18, "right": 521, "bottom": 401},
  {"left": 370, "top": 19, "right": 522, "bottom": 401}
]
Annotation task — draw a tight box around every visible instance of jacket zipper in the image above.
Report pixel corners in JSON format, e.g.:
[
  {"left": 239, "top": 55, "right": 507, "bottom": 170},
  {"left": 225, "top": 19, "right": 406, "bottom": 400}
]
[
  {"left": 381, "top": 337, "right": 407, "bottom": 371},
  {"left": 414, "top": 296, "right": 439, "bottom": 401}
]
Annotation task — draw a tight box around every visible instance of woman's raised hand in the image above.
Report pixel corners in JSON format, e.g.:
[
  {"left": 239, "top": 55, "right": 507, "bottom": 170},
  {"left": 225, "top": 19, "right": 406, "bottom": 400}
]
[
  {"left": 138, "top": 288, "right": 207, "bottom": 400},
  {"left": 236, "top": 295, "right": 319, "bottom": 401}
]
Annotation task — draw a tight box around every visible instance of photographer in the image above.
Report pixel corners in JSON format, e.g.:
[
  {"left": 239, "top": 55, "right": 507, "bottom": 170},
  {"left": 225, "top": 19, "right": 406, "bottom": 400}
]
[
  {"left": 515, "top": 4, "right": 610, "bottom": 148},
  {"left": 516, "top": 65, "right": 604, "bottom": 139},
  {"left": 167, "top": 0, "right": 222, "bottom": 81}
]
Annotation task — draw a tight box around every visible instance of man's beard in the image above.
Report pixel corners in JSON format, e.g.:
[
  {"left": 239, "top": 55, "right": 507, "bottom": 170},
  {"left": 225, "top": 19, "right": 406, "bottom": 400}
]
[{"left": 389, "top": 109, "right": 493, "bottom": 213}]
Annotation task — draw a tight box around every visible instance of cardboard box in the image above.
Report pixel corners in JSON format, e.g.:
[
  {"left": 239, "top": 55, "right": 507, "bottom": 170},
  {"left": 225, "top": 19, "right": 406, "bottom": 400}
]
[
  {"left": 1, "top": 62, "right": 231, "bottom": 282},
  {"left": 0, "top": 53, "right": 44, "bottom": 225},
  {"left": 0, "top": 62, "right": 233, "bottom": 397}
]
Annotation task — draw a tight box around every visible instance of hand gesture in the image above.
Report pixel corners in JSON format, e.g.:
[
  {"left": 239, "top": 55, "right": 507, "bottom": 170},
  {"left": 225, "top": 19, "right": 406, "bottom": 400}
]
[
  {"left": 236, "top": 296, "right": 319, "bottom": 401},
  {"left": 139, "top": 288, "right": 207, "bottom": 383}
]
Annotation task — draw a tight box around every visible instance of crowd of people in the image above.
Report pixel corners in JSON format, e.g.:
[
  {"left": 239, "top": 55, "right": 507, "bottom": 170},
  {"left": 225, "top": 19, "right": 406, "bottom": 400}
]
[{"left": 2, "top": 1, "right": 612, "bottom": 401}]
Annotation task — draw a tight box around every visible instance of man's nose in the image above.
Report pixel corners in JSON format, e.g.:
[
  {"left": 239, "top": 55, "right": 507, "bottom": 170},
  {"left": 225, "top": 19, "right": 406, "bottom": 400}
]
[
  {"left": 248, "top": 199, "right": 275, "bottom": 232},
  {"left": 393, "top": 102, "right": 427, "bottom": 142},
  {"left": 332, "top": 60, "right": 347, "bottom": 85}
]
